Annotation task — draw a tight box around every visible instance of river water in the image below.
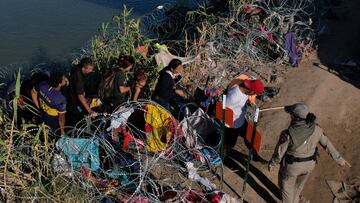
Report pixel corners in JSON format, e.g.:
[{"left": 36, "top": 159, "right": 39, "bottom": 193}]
[{"left": 0, "top": 0, "right": 176, "bottom": 67}]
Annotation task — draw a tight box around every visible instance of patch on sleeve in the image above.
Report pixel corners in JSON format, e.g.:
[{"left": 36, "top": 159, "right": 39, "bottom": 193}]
[{"left": 279, "top": 133, "right": 288, "bottom": 144}]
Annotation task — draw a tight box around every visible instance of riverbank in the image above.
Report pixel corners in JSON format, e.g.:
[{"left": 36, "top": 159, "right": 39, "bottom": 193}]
[{"left": 2, "top": 0, "right": 355, "bottom": 202}]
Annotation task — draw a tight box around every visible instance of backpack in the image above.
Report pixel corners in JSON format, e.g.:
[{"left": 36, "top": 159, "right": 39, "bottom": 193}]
[{"left": 98, "top": 71, "right": 117, "bottom": 101}]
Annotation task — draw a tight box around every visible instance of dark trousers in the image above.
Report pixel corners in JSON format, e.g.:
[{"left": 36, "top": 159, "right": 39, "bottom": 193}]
[
  {"left": 41, "top": 112, "right": 59, "bottom": 132},
  {"left": 225, "top": 121, "right": 248, "bottom": 148},
  {"left": 225, "top": 120, "right": 264, "bottom": 162},
  {"left": 66, "top": 104, "right": 85, "bottom": 127},
  {"left": 40, "top": 112, "right": 59, "bottom": 142}
]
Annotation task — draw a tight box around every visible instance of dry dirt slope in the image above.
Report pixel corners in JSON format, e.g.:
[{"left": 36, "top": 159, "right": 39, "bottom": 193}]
[
  {"left": 258, "top": 59, "right": 360, "bottom": 202},
  {"left": 221, "top": 59, "right": 360, "bottom": 203},
  {"left": 220, "top": 0, "right": 360, "bottom": 202}
]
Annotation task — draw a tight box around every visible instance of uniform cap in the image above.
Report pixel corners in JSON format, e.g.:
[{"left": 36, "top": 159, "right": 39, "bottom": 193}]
[
  {"left": 244, "top": 79, "right": 264, "bottom": 95},
  {"left": 284, "top": 103, "right": 309, "bottom": 119}
]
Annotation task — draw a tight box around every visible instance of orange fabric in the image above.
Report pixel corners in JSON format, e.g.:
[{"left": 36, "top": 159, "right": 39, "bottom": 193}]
[
  {"left": 246, "top": 122, "right": 262, "bottom": 153},
  {"left": 215, "top": 102, "right": 234, "bottom": 128},
  {"left": 228, "top": 74, "right": 257, "bottom": 104}
]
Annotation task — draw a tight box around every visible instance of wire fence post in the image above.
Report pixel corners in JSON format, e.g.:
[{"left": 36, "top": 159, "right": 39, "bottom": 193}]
[
  {"left": 241, "top": 106, "right": 260, "bottom": 202},
  {"left": 220, "top": 94, "right": 227, "bottom": 160}
]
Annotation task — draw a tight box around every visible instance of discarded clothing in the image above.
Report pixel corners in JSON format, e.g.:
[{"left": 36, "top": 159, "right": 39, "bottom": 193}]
[
  {"left": 113, "top": 128, "right": 144, "bottom": 150},
  {"left": 154, "top": 44, "right": 200, "bottom": 67},
  {"left": 105, "top": 136, "right": 141, "bottom": 174},
  {"left": 105, "top": 170, "right": 130, "bottom": 186},
  {"left": 199, "top": 147, "right": 222, "bottom": 166},
  {"left": 144, "top": 104, "right": 176, "bottom": 152},
  {"left": 182, "top": 108, "right": 220, "bottom": 148},
  {"left": 56, "top": 137, "right": 100, "bottom": 171},
  {"left": 184, "top": 190, "right": 206, "bottom": 203},
  {"left": 106, "top": 108, "right": 134, "bottom": 131},
  {"left": 259, "top": 24, "right": 274, "bottom": 42},
  {"left": 52, "top": 153, "right": 73, "bottom": 177},
  {"left": 206, "top": 191, "right": 239, "bottom": 203},
  {"left": 285, "top": 32, "right": 299, "bottom": 67},
  {"left": 326, "top": 179, "right": 360, "bottom": 203},
  {"left": 186, "top": 162, "right": 217, "bottom": 191}
]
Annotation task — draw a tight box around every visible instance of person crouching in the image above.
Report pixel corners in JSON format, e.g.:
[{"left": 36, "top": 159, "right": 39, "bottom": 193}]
[{"left": 152, "top": 59, "right": 186, "bottom": 111}]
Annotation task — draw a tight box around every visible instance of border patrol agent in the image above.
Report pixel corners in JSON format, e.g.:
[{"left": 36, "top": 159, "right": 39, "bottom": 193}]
[{"left": 268, "top": 103, "right": 351, "bottom": 203}]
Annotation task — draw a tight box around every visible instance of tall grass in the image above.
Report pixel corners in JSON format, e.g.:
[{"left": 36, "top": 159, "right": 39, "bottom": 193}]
[
  {"left": 0, "top": 71, "right": 94, "bottom": 202},
  {"left": 90, "top": 6, "right": 159, "bottom": 97}
]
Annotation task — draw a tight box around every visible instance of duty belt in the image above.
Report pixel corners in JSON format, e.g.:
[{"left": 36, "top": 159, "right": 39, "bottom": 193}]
[{"left": 285, "top": 147, "right": 318, "bottom": 164}]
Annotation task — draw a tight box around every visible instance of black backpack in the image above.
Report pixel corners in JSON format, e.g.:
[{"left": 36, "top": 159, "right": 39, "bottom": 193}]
[{"left": 98, "top": 71, "right": 117, "bottom": 101}]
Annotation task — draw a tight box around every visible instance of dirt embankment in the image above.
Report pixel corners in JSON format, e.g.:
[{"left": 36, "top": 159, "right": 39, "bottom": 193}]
[{"left": 222, "top": 0, "right": 360, "bottom": 202}]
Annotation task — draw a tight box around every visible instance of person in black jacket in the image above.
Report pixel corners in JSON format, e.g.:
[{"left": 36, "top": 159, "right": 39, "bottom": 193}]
[
  {"left": 152, "top": 59, "right": 185, "bottom": 110},
  {"left": 66, "top": 57, "right": 95, "bottom": 126},
  {"left": 112, "top": 55, "right": 135, "bottom": 108}
]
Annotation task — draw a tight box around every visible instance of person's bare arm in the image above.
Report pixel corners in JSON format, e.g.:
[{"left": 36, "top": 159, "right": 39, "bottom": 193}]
[
  {"left": 227, "top": 79, "right": 243, "bottom": 88},
  {"left": 133, "top": 79, "right": 146, "bottom": 101},
  {"left": 78, "top": 94, "right": 93, "bottom": 114},
  {"left": 119, "top": 86, "right": 131, "bottom": 94},
  {"left": 31, "top": 88, "right": 40, "bottom": 108},
  {"left": 133, "top": 87, "right": 141, "bottom": 101},
  {"left": 228, "top": 74, "right": 252, "bottom": 88},
  {"left": 175, "top": 89, "right": 185, "bottom": 97},
  {"left": 58, "top": 113, "right": 66, "bottom": 136}
]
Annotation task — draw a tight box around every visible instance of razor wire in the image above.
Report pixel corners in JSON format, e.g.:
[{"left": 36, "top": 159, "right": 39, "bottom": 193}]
[
  {"left": 138, "top": 0, "right": 320, "bottom": 90},
  {"left": 0, "top": 100, "right": 228, "bottom": 202}
]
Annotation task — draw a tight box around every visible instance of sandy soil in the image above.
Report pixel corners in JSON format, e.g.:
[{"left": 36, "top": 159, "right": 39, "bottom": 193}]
[{"left": 221, "top": 0, "right": 360, "bottom": 202}]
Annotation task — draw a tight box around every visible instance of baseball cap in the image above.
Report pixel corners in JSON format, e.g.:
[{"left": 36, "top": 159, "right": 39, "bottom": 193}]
[
  {"left": 244, "top": 79, "right": 264, "bottom": 95},
  {"left": 284, "top": 103, "right": 309, "bottom": 119}
]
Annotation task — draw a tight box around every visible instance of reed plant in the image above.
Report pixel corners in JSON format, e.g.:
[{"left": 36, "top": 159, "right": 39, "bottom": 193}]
[
  {"left": 0, "top": 71, "right": 94, "bottom": 202},
  {"left": 90, "top": 6, "right": 159, "bottom": 98}
]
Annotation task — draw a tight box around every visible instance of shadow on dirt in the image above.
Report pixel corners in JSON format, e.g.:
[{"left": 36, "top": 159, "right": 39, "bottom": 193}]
[
  {"left": 224, "top": 149, "right": 281, "bottom": 203},
  {"left": 314, "top": 0, "right": 360, "bottom": 89}
]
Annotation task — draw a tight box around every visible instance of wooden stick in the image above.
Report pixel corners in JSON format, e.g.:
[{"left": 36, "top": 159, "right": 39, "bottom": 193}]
[{"left": 259, "top": 106, "right": 284, "bottom": 112}]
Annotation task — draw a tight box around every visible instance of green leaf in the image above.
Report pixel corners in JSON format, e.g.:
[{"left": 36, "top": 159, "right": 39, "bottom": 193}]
[{"left": 13, "top": 69, "right": 21, "bottom": 121}]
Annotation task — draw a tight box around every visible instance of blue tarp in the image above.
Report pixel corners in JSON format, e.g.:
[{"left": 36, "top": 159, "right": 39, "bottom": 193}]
[{"left": 56, "top": 137, "right": 100, "bottom": 171}]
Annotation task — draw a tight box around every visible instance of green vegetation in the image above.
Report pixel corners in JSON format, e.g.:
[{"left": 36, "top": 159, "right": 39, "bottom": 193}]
[{"left": 90, "top": 6, "right": 159, "bottom": 98}]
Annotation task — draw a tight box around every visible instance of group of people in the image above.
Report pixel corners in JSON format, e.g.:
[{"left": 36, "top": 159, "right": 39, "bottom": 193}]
[
  {"left": 25, "top": 55, "right": 187, "bottom": 137},
  {"left": 23, "top": 53, "right": 350, "bottom": 203}
]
